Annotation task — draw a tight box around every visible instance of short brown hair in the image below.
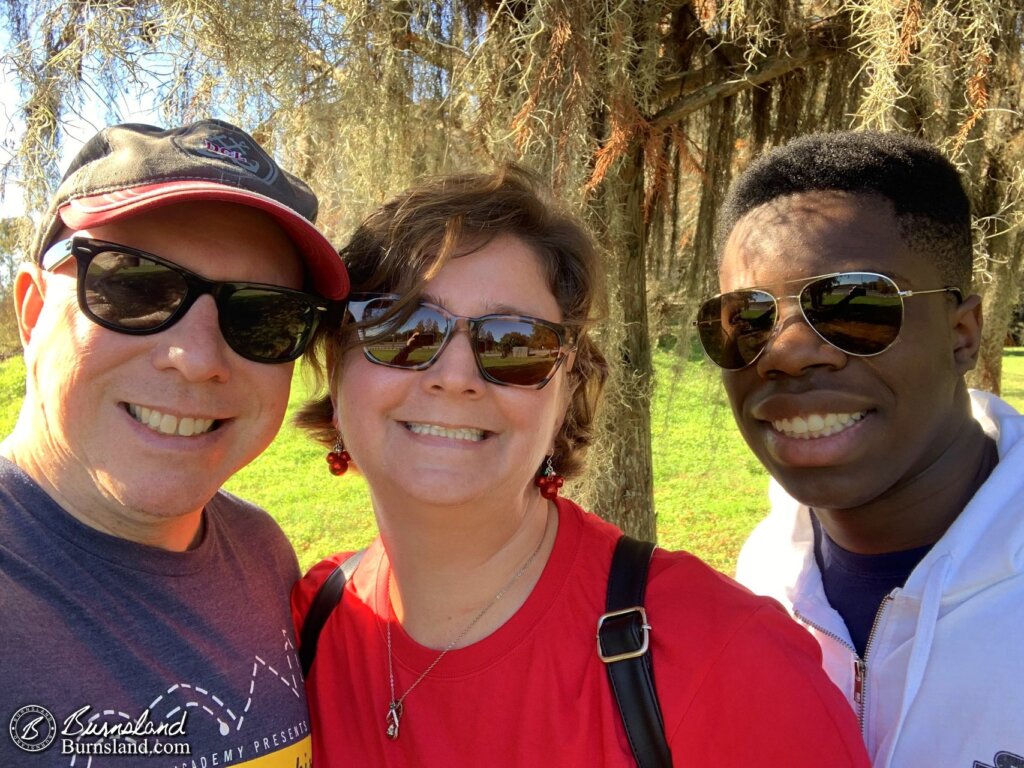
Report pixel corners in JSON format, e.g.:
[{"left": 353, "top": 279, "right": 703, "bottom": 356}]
[{"left": 295, "top": 165, "right": 609, "bottom": 479}]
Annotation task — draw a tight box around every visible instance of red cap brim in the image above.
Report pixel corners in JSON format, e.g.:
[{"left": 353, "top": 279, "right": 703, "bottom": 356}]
[{"left": 59, "top": 181, "right": 349, "bottom": 300}]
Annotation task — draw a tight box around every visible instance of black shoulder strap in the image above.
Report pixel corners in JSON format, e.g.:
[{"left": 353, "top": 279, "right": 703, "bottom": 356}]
[
  {"left": 598, "top": 535, "right": 672, "bottom": 768},
  {"left": 298, "top": 550, "right": 365, "bottom": 678}
]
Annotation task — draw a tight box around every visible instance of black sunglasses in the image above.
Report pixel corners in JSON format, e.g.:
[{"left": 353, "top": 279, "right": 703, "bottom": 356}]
[
  {"left": 695, "top": 271, "right": 962, "bottom": 370},
  {"left": 346, "top": 293, "right": 575, "bottom": 389},
  {"left": 43, "top": 237, "right": 328, "bottom": 364}
]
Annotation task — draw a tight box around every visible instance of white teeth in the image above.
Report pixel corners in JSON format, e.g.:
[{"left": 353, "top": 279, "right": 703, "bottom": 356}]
[
  {"left": 159, "top": 413, "right": 176, "bottom": 435},
  {"left": 772, "top": 411, "right": 866, "bottom": 440},
  {"left": 127, "top": 404, "right": 215, "bottom": 437},
  {"left": 405, "top": 422, "right": 485, "bottom": 442}
]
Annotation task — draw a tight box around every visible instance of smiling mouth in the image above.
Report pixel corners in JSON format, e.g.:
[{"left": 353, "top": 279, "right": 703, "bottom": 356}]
[
  {"left": 771, "top": 411, "right": 867, "bottom": 439},
  {"left": 404, "top": 422, "right": 486, "bottom": 442},
  {"left": 127, "top": 404, "right": 217, "bottom": 437}
]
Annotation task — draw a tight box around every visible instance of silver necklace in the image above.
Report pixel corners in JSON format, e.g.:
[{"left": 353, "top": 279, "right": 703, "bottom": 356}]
[{"left": 384, "top": 509, "right": 551, "bottom": 740}]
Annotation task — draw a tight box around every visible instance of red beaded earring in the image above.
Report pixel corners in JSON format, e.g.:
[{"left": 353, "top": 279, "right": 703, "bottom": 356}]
[
  {"left": 534, "top": 456, "right": 564, "bottom": 500},
  {"left": 326, "top": 436, "right": 351, "bottom": 476}
]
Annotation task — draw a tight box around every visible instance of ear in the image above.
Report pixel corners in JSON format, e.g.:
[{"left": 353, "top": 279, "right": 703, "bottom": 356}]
[
  {"left": 13, "top": 264, "right": 48, "bottom": 348},
  {"left": 951, "top": 293, "right": 983, "bottom": 374}
]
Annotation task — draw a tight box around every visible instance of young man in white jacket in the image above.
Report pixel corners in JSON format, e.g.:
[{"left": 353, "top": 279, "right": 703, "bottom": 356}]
[{"left": 694, "top": 131, "right": 1024, "bottom": 767}]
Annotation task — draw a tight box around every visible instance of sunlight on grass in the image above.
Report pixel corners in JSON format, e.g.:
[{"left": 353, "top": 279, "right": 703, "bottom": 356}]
[
  {"left": 999, "top": 348, "right": 1024, "bottom": 406},
  {"left": 649, "top": 350, "right": 770, "bottom": 573},
  {"left": 221, "top": 367, "right": 377, "bottom": 569}
]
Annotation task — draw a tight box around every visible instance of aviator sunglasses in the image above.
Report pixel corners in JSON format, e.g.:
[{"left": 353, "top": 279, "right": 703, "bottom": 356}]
[
  {"left": 346, "top": 293, "right": 576, "bottom": 389},
  {"left": 43, "top": 237, "right": 328, "bottom": 363},
  {"left": 695, "top": 271, "right": 962, "bottom": 370}
]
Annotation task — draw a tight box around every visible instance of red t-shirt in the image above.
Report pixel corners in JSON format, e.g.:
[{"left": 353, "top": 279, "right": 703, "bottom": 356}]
[{"left": 292, "top": 498, "right": 868, "bottom": 767}]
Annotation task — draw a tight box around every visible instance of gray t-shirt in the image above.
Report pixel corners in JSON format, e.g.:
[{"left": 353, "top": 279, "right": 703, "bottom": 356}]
[{"left": 0, "top": 458, "right": 310, "bottom": 767}]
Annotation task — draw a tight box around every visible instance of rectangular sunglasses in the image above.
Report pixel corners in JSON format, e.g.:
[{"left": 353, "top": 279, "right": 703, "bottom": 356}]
[
  {"left": 346, "top": 293, "right": 575, "bottom": 389},
  {"left": 43, "top": 237, "right": 328, "bottom": 363},
  {"left": 694, "top": 271, "right": 962, "bottom": 370}
]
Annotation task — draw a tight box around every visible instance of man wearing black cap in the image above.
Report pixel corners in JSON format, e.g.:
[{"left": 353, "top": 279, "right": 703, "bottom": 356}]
[{"left": 0, "top": 120, "right": 348, "bottom": 766}]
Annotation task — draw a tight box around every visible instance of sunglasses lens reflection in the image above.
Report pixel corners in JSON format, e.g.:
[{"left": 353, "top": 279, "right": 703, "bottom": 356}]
[
  {"left": 220, "top": 287, "right": 319, "bottom": 362},
  {"left": 475, "top": 318, "right": 561, "bottom": 385},
  {"left": 695, "top": 290, "right": 776, "bottom": 370},
  {"left": 84, "top": 251, "right": 187, "bottom": 330},
  {"left": 362, "top": 301, "right": 448, "bottom": 367},
  {"left": 82, "top": 248, "right": 317, "bottom": 363},
  {"left": 696, "top": 273, "right": 906, "bottom": 369},
  {"left": 358, "top": 298, "right": 565, "bottom": 387},
  {"left": 799, "top": 273, "right": 902, "bottom": 356}
]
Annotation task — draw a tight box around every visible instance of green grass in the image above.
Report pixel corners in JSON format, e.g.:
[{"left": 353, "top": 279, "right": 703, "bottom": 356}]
[
  {"left": 999, "top": 348, "right": 1024, "bottom": 405},
  {"left": 0, "top": 356, "right": 26, "bottom": 438},
  {"left": 649, "top": 350, "right": 773, "bottom": 573},
  {"left": 2, "top": 351, "right": 1023, "bottom": 576},
  {"left": 220, "top": 369, "right": 378, "bottom": 568}
]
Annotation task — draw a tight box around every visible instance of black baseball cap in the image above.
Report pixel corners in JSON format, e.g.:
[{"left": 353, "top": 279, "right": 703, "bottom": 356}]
[{"left": 32, "top": 119, "right": 349, "bottom": 299}]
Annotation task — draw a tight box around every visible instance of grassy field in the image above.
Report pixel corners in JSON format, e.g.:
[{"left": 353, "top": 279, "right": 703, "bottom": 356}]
[{"left": 2, "top": 350, "right": 1023, "bottom": 575}]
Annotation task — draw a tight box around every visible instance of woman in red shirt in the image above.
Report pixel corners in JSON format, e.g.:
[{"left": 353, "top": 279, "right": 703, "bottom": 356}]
[{"left": 292, "top": 166, "right": 869, "bottom": 767}]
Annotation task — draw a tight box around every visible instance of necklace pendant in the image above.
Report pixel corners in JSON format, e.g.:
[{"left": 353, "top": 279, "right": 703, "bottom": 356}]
[{"left": 385, "top": 701, "right": 402, "bottom": 740}]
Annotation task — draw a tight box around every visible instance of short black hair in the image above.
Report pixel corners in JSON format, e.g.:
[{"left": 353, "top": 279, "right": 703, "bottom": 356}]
[{"left": 717, "top": 131, "right": 973, "bottom": 292}]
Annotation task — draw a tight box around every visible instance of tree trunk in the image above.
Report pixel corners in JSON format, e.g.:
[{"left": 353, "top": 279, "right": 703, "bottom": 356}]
[
  {"left": 972, "top": 233, "right": 1023, "bottom": 395},
  {"left": 592, "top": 142, "right": 657, "bottom": 541},
  {"left": 970, "top": 145, "right": 1024, "bottom": 395}
]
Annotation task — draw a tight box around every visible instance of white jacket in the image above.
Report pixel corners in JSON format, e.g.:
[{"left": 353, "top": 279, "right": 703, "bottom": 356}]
[{"left": 736, "top": 389, "right": 1024, "bottom": 768}]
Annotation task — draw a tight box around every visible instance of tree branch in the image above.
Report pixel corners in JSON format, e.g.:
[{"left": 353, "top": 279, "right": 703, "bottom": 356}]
[
  {"left": 650, "top": 16, "right": 852, "bottom": 129},
  {"left": 650, "top": 41, "right": 841, "bottom": 129}
]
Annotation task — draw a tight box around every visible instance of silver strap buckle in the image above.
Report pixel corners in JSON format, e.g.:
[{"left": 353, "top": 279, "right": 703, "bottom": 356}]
[{"left": 596, "top": 606, "right": 651, "bottom": 663}]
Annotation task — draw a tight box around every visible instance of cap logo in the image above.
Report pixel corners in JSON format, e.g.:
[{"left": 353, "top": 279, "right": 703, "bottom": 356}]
[
  {"left": 201, "top": 138, "right": 253, "bottom": 168},
  {"left": 183, "top": 128, "right": 280, "bottom": 185}
]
